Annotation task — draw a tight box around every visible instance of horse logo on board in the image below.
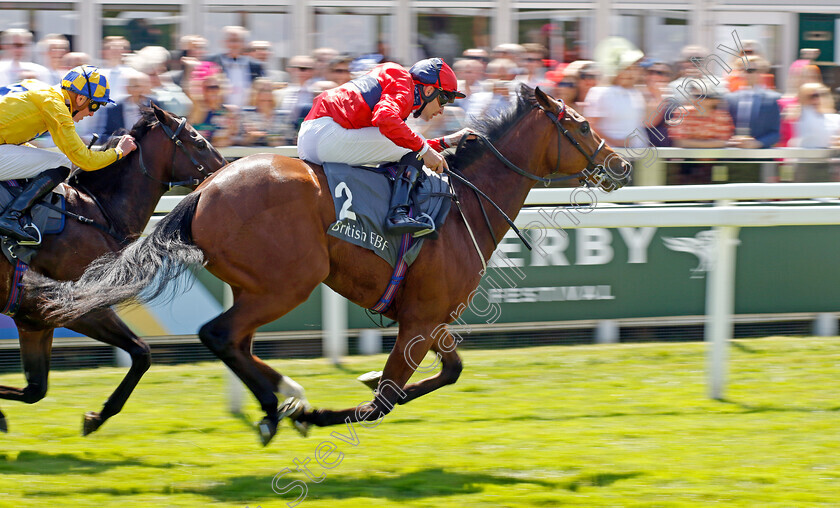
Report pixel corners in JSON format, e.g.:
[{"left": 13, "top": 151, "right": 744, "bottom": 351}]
[{"left": 662, "top": 229, "right": 739, "bottom": 279}]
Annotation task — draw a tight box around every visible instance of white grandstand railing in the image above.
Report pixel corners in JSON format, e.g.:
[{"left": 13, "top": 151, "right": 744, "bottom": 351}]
[{"left": 148, "top": 177, "right": 840, "bottom": 399}]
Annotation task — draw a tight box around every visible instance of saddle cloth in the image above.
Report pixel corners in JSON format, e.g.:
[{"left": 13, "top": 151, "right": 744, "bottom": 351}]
[
  {"left": 0, "top": 181, "right": 66, "bottom": 264},
  {"left": 323, "top": 162, "right": 452, "bottom": 268}
]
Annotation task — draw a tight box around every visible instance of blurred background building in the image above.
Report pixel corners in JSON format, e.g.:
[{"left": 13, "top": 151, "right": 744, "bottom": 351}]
[{"left": 1, "top": 1, "right": 838, "bottom": 91}]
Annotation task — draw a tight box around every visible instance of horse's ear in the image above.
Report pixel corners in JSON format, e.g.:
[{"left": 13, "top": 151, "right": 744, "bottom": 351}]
[
  {"left": 151, "top": 102, "right": 168, "bottom": 124},
  {"left": 534, "top": 87, "right": 557, "bottom": 113}
]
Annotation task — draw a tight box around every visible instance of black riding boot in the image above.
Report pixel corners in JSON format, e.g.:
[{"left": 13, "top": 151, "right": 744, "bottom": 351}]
[
  {"left": 0, "top": 166, "right": 70, "bottom": 243},
  {"left": 385, "top": 153, "right": 434, "bottom": 236}
]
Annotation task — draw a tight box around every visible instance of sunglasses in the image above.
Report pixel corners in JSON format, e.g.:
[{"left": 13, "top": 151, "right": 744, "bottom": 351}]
[
  {"left": 523, "top": 57, "right": 542, "bottom": 62},
  {"left": 744, "top": 68, "right": 757, "bottom": 74},
  {"left": 437, "top": 90, "right": 457, "bottom": 106},
  {"left": 205, "top": 84, "right": 221, "bottom": 90},
  {"left": 331, "top": 68, "right": 350, "bottom": 73},
  {"left": 648, "top": 69, "right": 669, "bottom": 76},
  {"left": 9, "top": 42, "right": 26, "bottom": 48},
  {"left": 557, "top": 81, "right": 576, "bottom": 88},
  {"left": 293, "top": 66, "right": 313, "bottom": 71},
  {"left": 579, "top": 73, "right": 597, "bottom": 80}
]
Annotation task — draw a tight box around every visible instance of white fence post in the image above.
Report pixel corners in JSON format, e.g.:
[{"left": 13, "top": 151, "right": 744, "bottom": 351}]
[
  {"left": 359, "top": 329, "right": 383, "bottom": 355},
  {"left": 705, "top": 221, "right": 740, "bottom": 400},
  {"left": 322, "top": 285, "right": 347, "bottom": 365},
  {"left": 594, "top": 320, "right": 620, "bottom": 344},
  {"left": 813, "top": 313, "right": 838, "bottom": 337}
]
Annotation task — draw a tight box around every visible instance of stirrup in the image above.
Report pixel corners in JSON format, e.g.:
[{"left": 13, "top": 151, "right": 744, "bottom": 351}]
[
  {"left": 410, "top": 213, "right": 436, "bottom": 238},
  {"left": 17, "top": 223, "right": 42, "bottom": 246}
]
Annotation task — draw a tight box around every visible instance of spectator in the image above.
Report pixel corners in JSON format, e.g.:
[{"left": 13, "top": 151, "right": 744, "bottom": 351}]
[
  {"left": 188, "top": 65, "right": 239, "bottom": 148},
  {"left": 453, "top": 57, "right": 486, "bottom": 111},
  {"left": 128, "top": 45, "right": 192, "bottom": 117},
  {"left": 240, "top": 77, "right": 291, "bottom": 146},
  {"left": 311, "top": 47, "right": 339, "bottom": 82},
  {"left": 787, "top": 83, "right": 840, "bottom": 182},
  {"left": 642, "top": 59, "right": 674, "bottom": 147},
  {"left": 38, "top": 34, "right": 69, "bottom": 84},
  {"left": 206, "top": 26, "right": 264, "bottom": 108},
  {"left": 725, "top": 55, "right": 781, "bottom": 149},
  {"left": 778, "top": 63, "right": 822, "bottom": 146},
  {"left": 669, "top": 89, "right": 734, "bottom": 184},
  {"left": 462, "top": 47, "right": 490, "bottom": 74},
  {"left": 790, "top": 83, "right": 839, "bottom": 149},
  {"left": 515, "top": 43, "right": 547, "bottom": 88},
  {"left": 463, "top": 57, "right": 517, "bottom": 121},
  {"left": 275, "top": 54, "right": 317, "bottom": 138},
  {"left": 726, "top": 40, "right": 775, "bottom": 92},
  {"left": 544, "top": 67, "right": 578, "bottom": 109},
  {"left": 249, "top": 40, "right": 288, "bottom": 83},
  {"left": 585, "top": 55, "right": 648, "bottom": 148},
  {"left": 100, "top": 36, "right": 132, "bottom": 100},
  {"left": 563, "top": 60, "right": 598, "bottom": 110},
  {"left": 99, "top": 70, "right": 152, "bottom": 141},
  {"left": 326, "top": 55, "right": 353, "bottom": 86},
  {"left": 165, "top": 34, "right": 208, "bottom": 88},
  {"left": 0, "top": 28, "right": 49, "bottom": 85}
]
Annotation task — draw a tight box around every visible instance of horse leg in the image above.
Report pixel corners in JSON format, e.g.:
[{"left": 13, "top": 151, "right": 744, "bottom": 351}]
[
  {"left": 0, "top": 327, "right": 54, "bottom": 432},
  {"left": 297, "top": 322, "right": 435, "bottom": 428},
  {"left": 235, "top": 334, "right": 308, "bottom": 402},
  {"left": 63, "top": 309, "right": 151, "bottom": 435},
  {"left": 358, "top": 328, "right": 463, "bottom": 405},
  {"left": 199, "top": 291, "right": 319, "bottom": 446}
]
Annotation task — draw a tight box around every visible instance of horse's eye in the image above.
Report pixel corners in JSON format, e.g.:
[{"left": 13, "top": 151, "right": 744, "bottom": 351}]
[
  {"left": 580, "top": 122, "right": 591, "bottom": 135},
  {"left": 196, "top": 137, "right": 207, "bottom": 150}
]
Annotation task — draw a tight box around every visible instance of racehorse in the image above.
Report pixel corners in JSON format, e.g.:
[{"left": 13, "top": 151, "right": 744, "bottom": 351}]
[
  {"left": 30, "top": 87, "right": 630, "bottom": 445},
  {"left": 3, "top": 104, "right": 225, "bottom": 435}
]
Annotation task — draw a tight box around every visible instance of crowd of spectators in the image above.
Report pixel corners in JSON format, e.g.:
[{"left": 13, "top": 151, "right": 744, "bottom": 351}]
[{"left": 1, "top": 27, "right": 838, "bottom": 182}]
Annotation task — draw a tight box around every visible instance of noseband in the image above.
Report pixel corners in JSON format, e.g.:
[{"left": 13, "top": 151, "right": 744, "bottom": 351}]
[{"left": 137, "top": 117, "right": 215, "bottom": 189}]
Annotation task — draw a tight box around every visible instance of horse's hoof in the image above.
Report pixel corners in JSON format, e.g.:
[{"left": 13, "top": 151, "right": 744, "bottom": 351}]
[
  {"left": 0, "top": 415, "right": 7, "bottom": 433},
  {"left": 82, "top": 411, "right": 103, "bottom": 436},
  {"left": 357, "top": 371, "right": 382, "bottom": 391},
  {"left": 258, "top": 417, "right": 277, "bottom": 447},
  {"left": 291, "top": 419, "right": 311, "bottom": 438},
  {"left": 278, "top": 397, "right": 310, "bottom": 438}
]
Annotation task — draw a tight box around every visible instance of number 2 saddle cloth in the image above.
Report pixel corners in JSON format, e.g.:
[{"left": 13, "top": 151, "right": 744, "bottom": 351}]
[{"left": 322, "top": 162, "right": 453, "bottom": 269}]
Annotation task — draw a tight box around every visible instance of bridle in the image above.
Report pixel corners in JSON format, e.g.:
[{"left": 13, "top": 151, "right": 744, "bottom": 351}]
[
  {"left": 137, "top": 116, "right": 215, "bottom": 189},
  {"left": 446, "top": 97, "right": 625, "bottom": 254},
  {"left": 470, "top": 99, "right": 619, "bottom": 188}
]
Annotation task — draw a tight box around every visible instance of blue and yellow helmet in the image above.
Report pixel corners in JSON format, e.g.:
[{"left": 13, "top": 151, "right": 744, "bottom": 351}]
[{"left": 61, "top": 65, "right": 114, "bottom": 105}]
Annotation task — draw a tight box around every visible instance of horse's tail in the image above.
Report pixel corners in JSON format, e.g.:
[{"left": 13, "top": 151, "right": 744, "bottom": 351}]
[{"left": 30, "top": 192, "right": 204, "bottom": 323}]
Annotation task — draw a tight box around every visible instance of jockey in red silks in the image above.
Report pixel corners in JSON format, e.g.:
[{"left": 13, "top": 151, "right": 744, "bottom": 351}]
[{"left": 298, "top": 57, "right": 470, "bottom": 236}]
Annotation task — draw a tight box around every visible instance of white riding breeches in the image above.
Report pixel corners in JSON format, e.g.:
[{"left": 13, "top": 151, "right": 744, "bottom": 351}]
[
  {"left": 297, "top": 116, "right": 416, "bottom": 166},
  {"left": 0, "top": 144, "right": 71, "bottom": 180}
]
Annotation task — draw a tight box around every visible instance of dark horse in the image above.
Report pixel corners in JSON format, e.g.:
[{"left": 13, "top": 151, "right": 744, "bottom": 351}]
[
  {"left": 4, "top": 104, "right": 226, "bottom": 434},
  {"left": 31, "top": 87, "right": 629, "bottom": 445}
]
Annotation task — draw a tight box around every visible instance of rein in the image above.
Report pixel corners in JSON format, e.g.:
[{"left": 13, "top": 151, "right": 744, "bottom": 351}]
[{"left": 447, "top": 98, "right": 614, "bottom": 252}]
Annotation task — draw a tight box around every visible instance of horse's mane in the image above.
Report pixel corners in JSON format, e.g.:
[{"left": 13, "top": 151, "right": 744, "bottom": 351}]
[
  {"left": 448, "top": 85, "right": 538, "bottom": 169},
  {"left": 75, "top": 107, "right": 159, "bottom": 187}
]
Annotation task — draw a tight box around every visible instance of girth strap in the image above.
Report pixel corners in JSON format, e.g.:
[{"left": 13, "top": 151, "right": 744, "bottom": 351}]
[{"left": 2, "top": 259, "right": 28, "bottom": 316}]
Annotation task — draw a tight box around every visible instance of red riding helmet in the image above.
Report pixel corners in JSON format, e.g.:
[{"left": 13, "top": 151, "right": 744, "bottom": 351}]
[{"left": 409, "top": 58, "right": 466, "bottom": 117}]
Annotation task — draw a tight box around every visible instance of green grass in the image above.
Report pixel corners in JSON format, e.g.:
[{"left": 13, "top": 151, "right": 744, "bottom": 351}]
[{"left": 1, "top": 337, "right": 839, "bottom": 507}]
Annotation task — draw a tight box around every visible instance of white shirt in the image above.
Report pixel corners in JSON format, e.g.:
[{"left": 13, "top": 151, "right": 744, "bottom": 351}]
[
  {"left": 220, "top": 56, "right": 250, "bottom": 107},
  {"left": 585, "top": 85, "right": 649, "bottom": 147},
  {"left": 794, "top": 108, "right": 840, "bottom": 148}
]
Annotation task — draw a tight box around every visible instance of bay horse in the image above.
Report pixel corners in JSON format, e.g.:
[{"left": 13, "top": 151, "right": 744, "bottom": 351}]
[
  {"left": 3, "top": 104, "right": 226, "bottom": 435},
  {"left": 30, "top": 87, "right": 630, "bottom": 445}
]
